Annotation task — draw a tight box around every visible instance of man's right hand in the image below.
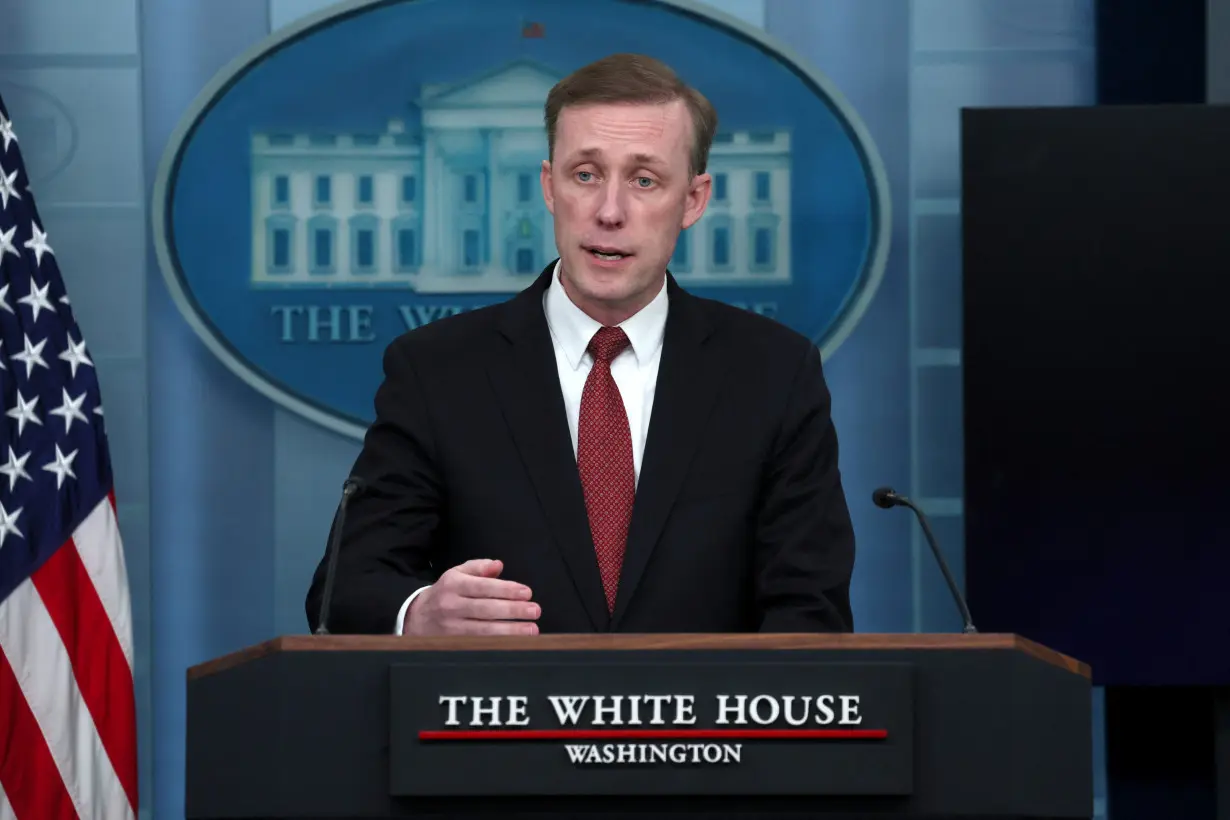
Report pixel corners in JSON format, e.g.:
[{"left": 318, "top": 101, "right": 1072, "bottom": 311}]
[{"left": 403, "top": 559, "right": 540, "bottom": 636}]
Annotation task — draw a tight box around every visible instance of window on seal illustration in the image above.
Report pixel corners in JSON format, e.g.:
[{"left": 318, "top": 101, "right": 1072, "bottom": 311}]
[
  {"left": 350, "top": 214, "right": 379, "bottom": 274},
  {"left": 753, "top": 171, "right": 771, "bottom": 203},
  {"left": 356, "top": 230, "right": 374, "bottom": 270},
  {"left": 713, "top": 173, "right": 727, "bottom": 203},
  {"left": 708, "top": 215, "right": 734, "bottom": 273},
  {"left": 462, "top": 229, "right": 481, "bottom": 269},
  {"left": 356, "top": 175, "right": 374, "bottom": 207},
  {"left": 713, "top": 228, "right": 730, "bottom": 267},
  {"left": 314, "top": 230, "right": 332, "bottom": 272},
  {"left": 272, "top": 230, "right": 291, "bottom": 268},
  {"left": 392, "top": 218, "right": 419, "bottom": 273},
  {"left": 517, "top": 173, "right": 532, "bottom": 203},
  {"left": 264, "top": 214, "right": 295, "bottom": 275},
  {"left": 308, "top": 215, "right": 337, "bottom": 275},
  {"left": 398, "top": 230, "right": 416, "bottom": 270},
  {"left": 400, "top": 175, "right": 416, "bottom": 206},
  {"left": 515, "top": 247, "right": 535, "bottom": 273},
  {"left": 463, "top": 174, "right": 478, "bottom": 204},
  {"left": 754, "top": 228, "right": 773, "bottom": 268},
  {"left": 511, "top": 216, "right": 537, "bottom": 273},
  {"left": 271, "top": 175, "right": 290, "bottom": 208},
  {"left": 748, "top": 213, "right": 779, "bottom": 275},
  {"left": 314, "top": 174, "right": 332, "bottom": 208}
]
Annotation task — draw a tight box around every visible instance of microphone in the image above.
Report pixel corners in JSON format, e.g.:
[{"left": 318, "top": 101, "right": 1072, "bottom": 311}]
[
  {"left": 872, "top": 486, "right": 977, "bottom": 634},
  {"left": 314, "top": 475, "right": 366, "bottom": 636}
]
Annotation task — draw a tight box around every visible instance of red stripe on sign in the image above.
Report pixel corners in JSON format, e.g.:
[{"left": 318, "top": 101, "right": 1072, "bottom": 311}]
[
  {"left": 0, "top": 641, "right": 79, "bottom": 820},
  {"left": 419, "top": 728, "right": 887, "bottom": 741},
  {"left": 33, "top": 540, "right": 139, "bottom": 813}
]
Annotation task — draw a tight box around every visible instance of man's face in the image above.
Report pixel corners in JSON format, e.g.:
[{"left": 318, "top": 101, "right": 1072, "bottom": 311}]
[{"left": 541, "top": 99, "right": 711, "bottom": 323}]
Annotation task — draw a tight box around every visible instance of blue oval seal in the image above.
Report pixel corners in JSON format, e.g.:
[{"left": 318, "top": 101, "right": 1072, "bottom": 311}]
[{"left": 153, "top": 0, "right": 890, "bottom": 440}]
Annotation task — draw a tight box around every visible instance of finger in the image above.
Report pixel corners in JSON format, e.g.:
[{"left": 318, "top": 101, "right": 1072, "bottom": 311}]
[
  {"left": 453, "top": 619, "right": 539, "bottom": 636},
  {"left": 453, "top": 558, "right": 504, "bottom": 577},
  {"left": 454, "top": 597, "right": 540, "bottom": 622},
  {"left": 455, "top": 573, "right": 533, "bottom": 601}
]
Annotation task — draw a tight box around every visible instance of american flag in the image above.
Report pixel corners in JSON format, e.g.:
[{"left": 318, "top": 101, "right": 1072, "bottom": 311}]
[{"left": 0, "top": 96, "right": 137, "bottom": 818}]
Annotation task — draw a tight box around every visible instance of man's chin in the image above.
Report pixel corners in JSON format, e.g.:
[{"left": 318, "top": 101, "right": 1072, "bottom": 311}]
[{"left": 575, "top": 271, "right": 638, "bottom": 300}]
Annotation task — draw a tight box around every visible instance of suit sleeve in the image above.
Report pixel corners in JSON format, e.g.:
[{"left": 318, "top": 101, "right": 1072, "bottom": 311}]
[
  {"left": 304, "top": 337, "right": 442, "bottom": 634},
  {"left": 753, "top": 341, "right": 856, "bottom": 633}
]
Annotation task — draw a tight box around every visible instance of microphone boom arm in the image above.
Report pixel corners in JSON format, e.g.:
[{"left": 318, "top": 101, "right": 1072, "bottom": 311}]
[
  {"left": 874, "top": 487, "right": 977, "bottom": 634},
  {"left": 900, "top": 495, "right": 976, "bottom": 634}
]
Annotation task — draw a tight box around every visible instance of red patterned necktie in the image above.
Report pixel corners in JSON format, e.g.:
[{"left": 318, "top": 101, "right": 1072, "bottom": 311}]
[{"left": 577, "top": 326, "right": 635, "bottom": 613}]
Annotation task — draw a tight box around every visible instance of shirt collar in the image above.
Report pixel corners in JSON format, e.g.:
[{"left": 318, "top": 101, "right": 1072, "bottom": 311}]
[{"left": 544, "top": 258, "right": 669, "bottom": 371}]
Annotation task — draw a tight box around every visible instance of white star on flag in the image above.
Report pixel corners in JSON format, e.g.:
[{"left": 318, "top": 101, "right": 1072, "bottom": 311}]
[
  {"left": 19, "top": 280, "right": 54, "bottom": 323},
  {"left": 23, "top": 221, "right": 52, "bottom": 265},
  {"left": 0, "top": 501, "right": 22, "bottom": 548},
  {"left": 41, "top": 443, "right": 78, "bottom": 490},
  {"left": 0, "top": 167, "right": 19, "bottom": 210},
  {"left": 6, "top": 389, "right": 41, "bottom": 435},
  {"left": 49, "top": 388, "right": 89, "bottom": 433},
  {"left": 0, "top": 112, "right": 16, "bottom": 152},
  {"left": 59, "top": 331, "right": 93, "bottom": 377},
  {"left": 12, "top": 333, "right": 49, "bottom": 378},
  {"left": 0, "top": 224, "right": 17, "bottom": 261},
  {"left": 0, "top": 446, "right": 31, "bottom": 491}
]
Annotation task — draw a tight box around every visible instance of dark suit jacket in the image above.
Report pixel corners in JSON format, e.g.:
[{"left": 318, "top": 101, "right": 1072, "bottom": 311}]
[{"left": 305, "top": 262, "right": 855, "bottom": 634}]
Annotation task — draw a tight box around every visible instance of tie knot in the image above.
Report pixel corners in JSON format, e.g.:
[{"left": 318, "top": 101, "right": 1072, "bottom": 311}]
[{"left": 588, "top": 326, "right": 630, "bottom": 363}]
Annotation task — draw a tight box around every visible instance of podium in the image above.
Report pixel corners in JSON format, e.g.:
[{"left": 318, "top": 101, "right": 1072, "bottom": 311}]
[{"left": 185, "top": 633, "right": 1092, "bottom": 819}]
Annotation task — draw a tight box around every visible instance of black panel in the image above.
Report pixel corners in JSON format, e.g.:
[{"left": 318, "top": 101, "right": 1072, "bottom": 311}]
[
  {"left": 1095, "top": 0, "right": 1206, "bottom": 104},
  {"left": 1104, "top": 686, "right": 1217, "bottom": 820},
  {"left": 961, "top": 104, "right": 1230, "bottom": 687}
]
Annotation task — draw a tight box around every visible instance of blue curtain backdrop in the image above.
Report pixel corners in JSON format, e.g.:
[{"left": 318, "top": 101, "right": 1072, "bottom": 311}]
[{"left": 0, "top": 1, "right": 1104, "bottom": 817}]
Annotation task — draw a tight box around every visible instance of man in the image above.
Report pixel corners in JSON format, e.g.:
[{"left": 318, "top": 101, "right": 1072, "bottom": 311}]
[{"left": 305, "top": 53, "right": 855, "bottom": 636}]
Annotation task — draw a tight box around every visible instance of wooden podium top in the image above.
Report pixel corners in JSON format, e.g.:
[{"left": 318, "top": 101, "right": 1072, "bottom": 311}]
[{"left": 187, "top": 632, "right": 1089, "bottom": 681}]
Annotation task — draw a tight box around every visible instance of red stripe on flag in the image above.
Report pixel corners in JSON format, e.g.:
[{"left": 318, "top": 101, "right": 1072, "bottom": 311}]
[
  {"left": 32, "top": 540, "right": 138, "bottom": 813},
  {"left": 0, "top": 641, "right": 79, "bottom": 820}
]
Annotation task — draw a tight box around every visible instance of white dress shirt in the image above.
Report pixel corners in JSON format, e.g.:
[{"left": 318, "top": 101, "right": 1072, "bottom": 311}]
[{"left": 393, "top": 261, "right": 669, "bottom": 634}]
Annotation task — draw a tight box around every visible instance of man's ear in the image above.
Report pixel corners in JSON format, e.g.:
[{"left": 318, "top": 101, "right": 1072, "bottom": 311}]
[
  {"left": 682, "top": 172, "right": 712, "bottom": 230},
  {"left": 541, "top": 159, "right": 555, "bottom": 214}
]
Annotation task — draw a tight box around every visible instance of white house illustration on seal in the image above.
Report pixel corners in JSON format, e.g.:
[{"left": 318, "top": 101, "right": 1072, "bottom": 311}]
[{"left": 248, "top": 60, "right": 792, "bottom": 292}]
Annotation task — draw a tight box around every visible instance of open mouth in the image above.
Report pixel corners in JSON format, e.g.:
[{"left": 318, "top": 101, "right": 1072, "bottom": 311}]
[{"left": 586, "top": 246, "right": 631, "bottom": 261}]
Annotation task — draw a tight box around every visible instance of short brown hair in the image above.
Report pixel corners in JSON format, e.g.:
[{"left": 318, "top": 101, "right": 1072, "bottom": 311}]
[{"left": 544, "top": 53, "right": 719, "bottom": 176}]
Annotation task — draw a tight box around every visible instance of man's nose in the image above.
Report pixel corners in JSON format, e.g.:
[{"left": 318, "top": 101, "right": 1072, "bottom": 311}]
[{"left": 595, "top": 182, "right": 626, "bottom": 227}]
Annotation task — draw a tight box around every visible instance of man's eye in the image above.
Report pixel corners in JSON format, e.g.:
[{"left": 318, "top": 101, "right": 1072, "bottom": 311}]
[
  {"left": 577, "top": 171, "right": 593, "bottom": 182},
  {"left": 636, "top": 177, "right": 653, "bottom": 188}
]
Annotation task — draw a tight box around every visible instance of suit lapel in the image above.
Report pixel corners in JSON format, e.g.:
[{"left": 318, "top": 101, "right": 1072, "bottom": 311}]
[
  {"left": 486, "top": 266, "right": 610, "bottom": 631},
  {"left": 612, "top": 280, "right": 725, "bottom": 628}
]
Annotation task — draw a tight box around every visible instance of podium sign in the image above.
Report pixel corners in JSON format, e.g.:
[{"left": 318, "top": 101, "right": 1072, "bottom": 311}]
[
  {"left": 389, "top": 659, "right": 914, "bottom": 796},
  {"left": 185, "top": 634, "right": 1092, "bottom": 819}
]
